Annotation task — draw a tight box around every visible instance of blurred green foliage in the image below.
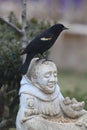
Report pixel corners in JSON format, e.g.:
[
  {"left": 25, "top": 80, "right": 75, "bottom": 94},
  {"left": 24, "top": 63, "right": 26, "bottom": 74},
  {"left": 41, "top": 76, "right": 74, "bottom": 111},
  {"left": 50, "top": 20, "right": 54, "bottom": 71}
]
[
  {"left": 0, "top": 12, "right": 22, "bottom": 87},
  {"left": 27, "top": 18, "right": 51, "bottom": 40},
  {"left": 58, "top": 71, "right": 87, "bottom": 110},
  {"left": 0, "top": 13, "right": 22, "bottom": 127},
  {"left": 63, "top": 88, "right": 87, "bottom": 110}
]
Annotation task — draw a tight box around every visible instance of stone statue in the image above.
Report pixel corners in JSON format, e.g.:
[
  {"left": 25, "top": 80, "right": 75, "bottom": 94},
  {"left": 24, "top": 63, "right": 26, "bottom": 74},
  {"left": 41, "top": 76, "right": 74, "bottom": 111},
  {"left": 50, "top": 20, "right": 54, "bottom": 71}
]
[{"left": 16, "top": 58, "right": 87, "bottom": 130}]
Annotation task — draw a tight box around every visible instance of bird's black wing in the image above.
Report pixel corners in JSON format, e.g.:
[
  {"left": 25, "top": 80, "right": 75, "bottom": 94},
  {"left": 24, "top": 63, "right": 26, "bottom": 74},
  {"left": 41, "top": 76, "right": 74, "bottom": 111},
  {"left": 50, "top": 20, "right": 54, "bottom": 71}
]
[{"left": 21, "top": 29, "right": 53, "bottom": 55}]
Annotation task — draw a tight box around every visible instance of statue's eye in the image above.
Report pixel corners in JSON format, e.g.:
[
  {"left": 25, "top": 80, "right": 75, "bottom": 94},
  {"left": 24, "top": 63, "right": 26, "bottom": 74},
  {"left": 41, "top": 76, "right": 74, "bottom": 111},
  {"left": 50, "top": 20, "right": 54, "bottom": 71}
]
[
  {"left": 44, "top": 73, "right": 50, "bottom": 78},
  {"left": 54, "top": 72, "right": 57, "bottom": 77}
]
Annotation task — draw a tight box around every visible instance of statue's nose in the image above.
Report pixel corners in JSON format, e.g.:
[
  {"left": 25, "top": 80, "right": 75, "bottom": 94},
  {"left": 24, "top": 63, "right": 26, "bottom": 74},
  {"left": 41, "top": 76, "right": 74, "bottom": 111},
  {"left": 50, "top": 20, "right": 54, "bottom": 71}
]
[{"left": 49, "top": 74, "right": 55, "bottom": 82}]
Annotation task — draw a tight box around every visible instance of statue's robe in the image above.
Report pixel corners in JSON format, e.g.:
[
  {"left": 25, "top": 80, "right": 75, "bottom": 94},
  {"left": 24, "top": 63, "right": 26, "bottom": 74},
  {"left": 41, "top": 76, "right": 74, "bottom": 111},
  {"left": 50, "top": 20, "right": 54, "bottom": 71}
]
[{"left": 16, "top": 75, "right": 64, "bottom": 130}]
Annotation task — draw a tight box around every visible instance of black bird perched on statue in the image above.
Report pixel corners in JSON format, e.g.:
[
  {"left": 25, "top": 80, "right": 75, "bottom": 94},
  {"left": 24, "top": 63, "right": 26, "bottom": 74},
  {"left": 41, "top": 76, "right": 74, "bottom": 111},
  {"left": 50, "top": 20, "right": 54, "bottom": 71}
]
[{"left": 20, "top": 23, "right": 68, "bottom": 74}]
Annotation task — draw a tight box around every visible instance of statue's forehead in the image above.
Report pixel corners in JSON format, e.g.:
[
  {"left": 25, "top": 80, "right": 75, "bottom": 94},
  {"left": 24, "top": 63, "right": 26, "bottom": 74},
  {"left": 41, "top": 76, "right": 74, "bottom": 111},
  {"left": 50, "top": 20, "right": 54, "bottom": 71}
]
[{"left": 37, "top": 63, "right": 57, "bottom": 74}]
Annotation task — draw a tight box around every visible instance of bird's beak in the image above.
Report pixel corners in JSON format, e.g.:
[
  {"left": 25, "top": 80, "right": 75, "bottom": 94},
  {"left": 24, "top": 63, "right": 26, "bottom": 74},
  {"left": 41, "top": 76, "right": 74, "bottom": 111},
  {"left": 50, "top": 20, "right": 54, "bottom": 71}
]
[{"left": 63, "top": 27, "right": 69, "bottom": 30}]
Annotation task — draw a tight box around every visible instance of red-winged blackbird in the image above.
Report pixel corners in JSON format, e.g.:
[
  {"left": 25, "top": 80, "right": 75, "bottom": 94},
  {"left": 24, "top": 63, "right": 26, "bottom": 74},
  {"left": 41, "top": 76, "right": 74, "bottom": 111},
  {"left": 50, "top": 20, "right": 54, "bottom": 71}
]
[{"left": 20, "top": 23, "right": 68, "bottom": 74}]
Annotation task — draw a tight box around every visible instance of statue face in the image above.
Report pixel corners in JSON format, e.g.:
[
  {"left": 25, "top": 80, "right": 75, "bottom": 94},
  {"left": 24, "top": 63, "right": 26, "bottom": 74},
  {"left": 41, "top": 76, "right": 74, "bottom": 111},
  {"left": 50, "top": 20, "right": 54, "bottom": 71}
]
[{"left": 35, "top": 63, "right": 58, "bottom": 94}]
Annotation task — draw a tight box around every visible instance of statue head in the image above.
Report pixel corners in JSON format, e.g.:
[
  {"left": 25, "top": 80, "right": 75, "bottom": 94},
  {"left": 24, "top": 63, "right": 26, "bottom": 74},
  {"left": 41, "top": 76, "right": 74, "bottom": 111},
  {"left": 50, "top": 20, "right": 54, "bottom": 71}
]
[{"left": 26, "top": 58, "right": 58, "bottom": 94}]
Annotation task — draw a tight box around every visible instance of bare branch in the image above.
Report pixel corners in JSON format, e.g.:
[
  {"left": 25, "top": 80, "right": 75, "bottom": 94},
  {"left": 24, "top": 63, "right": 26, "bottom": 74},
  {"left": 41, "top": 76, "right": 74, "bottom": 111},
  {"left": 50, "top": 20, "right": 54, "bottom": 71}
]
[
  {"left": 21, "top": 0, "right": 28, "bottom": 48},
  {"left": 0, "top": 17, "right": 22, "bottom": 35},
  {"left": 22, "top": 0, "right": 27, "bottom": 30}
]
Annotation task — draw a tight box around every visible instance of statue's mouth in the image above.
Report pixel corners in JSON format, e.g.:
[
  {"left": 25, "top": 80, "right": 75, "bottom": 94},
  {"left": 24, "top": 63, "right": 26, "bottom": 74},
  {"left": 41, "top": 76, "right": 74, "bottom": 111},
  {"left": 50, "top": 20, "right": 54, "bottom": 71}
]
[{"left": 48, "top": 83, "right": 55, "bottom": 88}]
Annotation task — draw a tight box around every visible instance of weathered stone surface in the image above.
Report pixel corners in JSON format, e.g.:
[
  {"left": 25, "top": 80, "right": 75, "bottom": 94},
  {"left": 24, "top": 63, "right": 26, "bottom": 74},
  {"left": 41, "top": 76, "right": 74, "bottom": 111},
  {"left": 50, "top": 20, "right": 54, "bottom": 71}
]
[{"left": 16, "top": 58, "right": 87, "bottom": 130}]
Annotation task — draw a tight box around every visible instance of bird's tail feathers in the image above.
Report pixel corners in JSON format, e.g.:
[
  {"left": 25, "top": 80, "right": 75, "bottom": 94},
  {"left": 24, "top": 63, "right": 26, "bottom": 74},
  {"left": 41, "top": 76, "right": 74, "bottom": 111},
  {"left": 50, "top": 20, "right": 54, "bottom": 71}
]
[{"left": 20, "top": 53, "right": 35, "bottom": 75}]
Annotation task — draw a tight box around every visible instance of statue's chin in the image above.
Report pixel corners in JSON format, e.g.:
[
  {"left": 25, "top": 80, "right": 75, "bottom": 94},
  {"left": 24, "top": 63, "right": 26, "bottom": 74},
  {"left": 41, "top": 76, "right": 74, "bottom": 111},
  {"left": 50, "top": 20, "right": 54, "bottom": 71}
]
[
  {"left": 41, "top": 86, "right": 56, "bottom": 94},
  {"left": 33, "top": 82, "right": 56, "bottom": 94}
]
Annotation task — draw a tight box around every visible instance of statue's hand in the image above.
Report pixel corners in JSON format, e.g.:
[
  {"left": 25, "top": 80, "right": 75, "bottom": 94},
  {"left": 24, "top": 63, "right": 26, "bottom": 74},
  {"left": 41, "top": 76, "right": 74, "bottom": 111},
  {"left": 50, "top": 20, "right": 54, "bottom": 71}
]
[
  {"left": 60, "top": 97, "right": 86, "bottom": 118},
  {"left": 24, "top": 109, "right": 39, "bottom": 117},
  {"left": 20, "top": 109, "right": 39, "bottom": 124}
]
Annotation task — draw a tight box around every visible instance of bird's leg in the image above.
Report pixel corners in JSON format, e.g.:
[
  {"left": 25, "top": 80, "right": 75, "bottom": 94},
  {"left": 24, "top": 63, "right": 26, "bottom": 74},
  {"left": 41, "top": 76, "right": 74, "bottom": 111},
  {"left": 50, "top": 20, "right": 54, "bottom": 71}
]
[
  {"left": 41, "top": 53, "right": 49, "bottom": 63},
  {"left": 35, "top": 54, "right": 42, "bottom": 63},
  {"left": 41, "top": 53, "right": 48, "bottom": 60},
  {"left": 36, "top": 53, "right": 48, "bottom": 63}
]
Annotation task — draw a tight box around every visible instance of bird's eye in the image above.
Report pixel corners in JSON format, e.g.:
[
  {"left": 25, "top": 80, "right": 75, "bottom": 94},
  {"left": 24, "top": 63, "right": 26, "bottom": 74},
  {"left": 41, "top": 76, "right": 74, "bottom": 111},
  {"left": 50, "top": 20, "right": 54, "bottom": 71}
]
[{"left": 40, "top": 37, "right": 52, "bottom": 41}]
